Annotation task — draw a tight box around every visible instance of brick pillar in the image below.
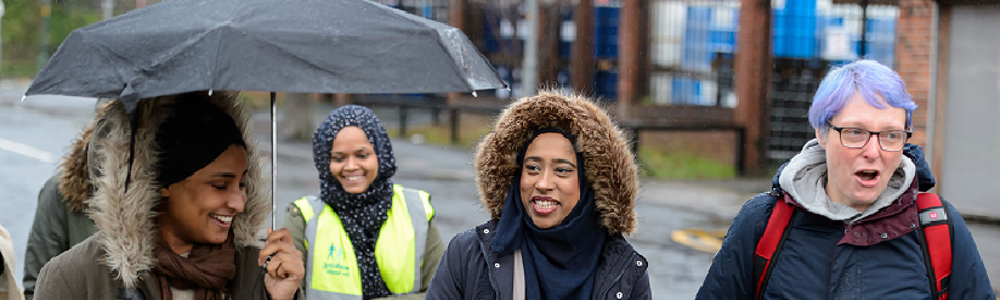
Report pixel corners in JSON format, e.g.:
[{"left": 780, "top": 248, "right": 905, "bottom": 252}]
[
  {"left": 570, "top": 0, "right": 595, "bottom": 94},
  {"left": 538, "top": 3, "right": 562, "bottom": 87},
  {"left": 734, "top": 0, "right": 772, "bottom": 175},
  {"left": 618, "top": 0, "right": 640, "bottom": 119},
  {"left": 447, "top": 0, "right": 468, "bottom": 104},
  {"left": 896, "top": 0, "right": 950, "bottom": 184},
  {"left": 932, "top": 4, "right": 951, "bottom": 189},
  {"left": 449, "top": 0, "right": 467, "bottom": 32},
  {"left": 895, "top": 0, "right": 934, "bottom": 148},
  {"left": 637, "top": 0, "right": 651, "bottom": 101}
]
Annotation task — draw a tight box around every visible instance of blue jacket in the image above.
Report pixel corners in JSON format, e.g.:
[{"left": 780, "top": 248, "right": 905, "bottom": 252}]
[
  {"left": 696, "top": 145, "right": 996, "bottom": 299},
  {"left": 426, "top": 220, "right": 652, "bottom": 300}
]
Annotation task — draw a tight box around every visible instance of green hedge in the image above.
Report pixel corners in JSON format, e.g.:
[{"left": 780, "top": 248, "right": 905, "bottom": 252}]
[{"left": 2, "top": 0, "right": 101, "bottom": 78}]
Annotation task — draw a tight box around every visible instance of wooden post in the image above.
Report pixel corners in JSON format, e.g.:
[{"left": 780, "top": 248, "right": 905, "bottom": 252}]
[
  {"left": 618, "top": 0, "right": 640, "bottom": 119},
  {"left": 734, "top": 0, "right": 773, "bottom": 175},
  {"left": 570, "top": 0, "right": 595, "bottom": 94},
  {"left": 399, "top": 104, "right": 408, "bottom": 138},
  {"left": 450, "top": 109, "right": 460, "bottom": 144}
]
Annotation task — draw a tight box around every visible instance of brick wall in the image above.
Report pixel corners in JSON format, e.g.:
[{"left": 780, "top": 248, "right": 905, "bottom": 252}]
[{"left": 895, "top": 0, "right": 936, "bottom": 148}]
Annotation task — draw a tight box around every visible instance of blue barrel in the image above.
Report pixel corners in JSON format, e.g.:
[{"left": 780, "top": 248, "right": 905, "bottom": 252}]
[
  {"left": 482, "top": 17, "right": 500, "bottom": 53},
  {"left": 594, "top": 6, "right": 621, "bottom": 59},
  {"left": 594, "top": 71, "right": 618, "bottom": 100},
  {"left": 672, "top": 78, "right": 704, "bottom": 105},
  {"left": 772, "top": 0, "right": 817, "bottom": 59},
  {"left": 683, "top": 5, "right": 714, "bottom": 71}
]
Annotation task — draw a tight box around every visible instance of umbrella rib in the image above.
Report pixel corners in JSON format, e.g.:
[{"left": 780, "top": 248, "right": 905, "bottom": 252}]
[
  {"left": 83, "top": 30, "right": 142, "bottom": 97},
  {"left": 241, "top": 33, "right": 354, "bottom": 88},
  {"left": 429, "top": 29, "right": 475, "bottom": 92},
  {"left": 209, "top": 5, "right": 248, "bottom": 92},
  {"left": 367, "top": 3, "right": 475, "bottom": 92},
  {"left": 209, "top": 26, "right": 228, "bottom": 92}
]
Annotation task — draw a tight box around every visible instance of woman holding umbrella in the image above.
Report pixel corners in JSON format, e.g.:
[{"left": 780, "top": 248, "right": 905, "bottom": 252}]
[
  {"left": 33, "top": 92, "right": 304, "bottom": 300},
  {"left": 426, "top": 91, "right": 652, "bottom": 299},
  {"left": 281, "top": 105, "right": 444, "bottom": 299}
]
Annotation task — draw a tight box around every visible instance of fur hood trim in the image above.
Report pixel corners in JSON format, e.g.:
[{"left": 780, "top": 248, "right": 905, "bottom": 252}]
[
  {"left": 87, "top": 93, "right": 269, "bottom": 288},
  {"left": 58, "top": 120, "right": 95, "bottom": 212},
  {"left": 474, "top": 90, "right": 639, "bottom": 234},
  {"left": 57, "top": 104, "right": 112, "bottom": 212}
]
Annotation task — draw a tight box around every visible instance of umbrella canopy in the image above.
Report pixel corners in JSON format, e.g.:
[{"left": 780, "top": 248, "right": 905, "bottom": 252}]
[
  {"left": 26, "top": 0, "right": 505, "bottom": 102},
  {"left": 25, "top": 0, "right": 506, "bottom": 230}
]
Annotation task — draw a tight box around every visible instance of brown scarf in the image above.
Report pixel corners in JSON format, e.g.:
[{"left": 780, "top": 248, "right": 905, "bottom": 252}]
[{"left": 153, "top": 232, "right": 237, "bottom": 300}]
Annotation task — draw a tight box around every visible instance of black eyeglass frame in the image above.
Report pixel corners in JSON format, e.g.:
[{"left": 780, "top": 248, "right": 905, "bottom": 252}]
[{"left": 826, "top": 121, "right": 913, "bottom": 152}]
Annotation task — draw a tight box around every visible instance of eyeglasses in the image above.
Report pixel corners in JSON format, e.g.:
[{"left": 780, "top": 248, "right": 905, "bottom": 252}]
[{"left": 826, "top": 121, "right": 912, "bottom": 152}]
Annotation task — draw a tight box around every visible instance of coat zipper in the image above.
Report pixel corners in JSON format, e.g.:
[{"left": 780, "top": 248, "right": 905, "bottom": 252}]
[
  {"left": 601, "top": 252, "right": 634, "bottom": 299},
  {"left": 478, "top": 231, "right": 502, "bottom": 299}
]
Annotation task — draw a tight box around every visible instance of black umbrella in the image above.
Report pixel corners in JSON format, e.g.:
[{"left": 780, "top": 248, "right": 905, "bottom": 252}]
[
  {"left": 27, "top": 0, "right": 504, "bottom": 99},
  {"left": 25, "top": 0, "right": 506, "bottom": 228}
]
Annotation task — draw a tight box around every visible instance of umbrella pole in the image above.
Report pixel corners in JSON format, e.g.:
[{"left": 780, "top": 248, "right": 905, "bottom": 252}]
[{"left": 271, "top": 92, "right": 277, "bottom": 230}]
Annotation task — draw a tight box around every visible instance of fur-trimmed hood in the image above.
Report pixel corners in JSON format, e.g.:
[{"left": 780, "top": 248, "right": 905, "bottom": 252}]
[
  {"left": 474, "top": 90, "right": 639, "bottom": 234},
  {"left": 57, "top": 103, "right": 114, "bottom": 212},
  {"left": 86, "top": 92, "right": 268, "bottom": 288},
  {"left": 57, "top": 113, "right": 100, "bottom": 212}
]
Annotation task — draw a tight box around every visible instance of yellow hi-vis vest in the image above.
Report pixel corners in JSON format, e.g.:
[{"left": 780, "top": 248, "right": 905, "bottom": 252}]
[{"left": 294, "top": 184, "right": 434, "bottom": 300}]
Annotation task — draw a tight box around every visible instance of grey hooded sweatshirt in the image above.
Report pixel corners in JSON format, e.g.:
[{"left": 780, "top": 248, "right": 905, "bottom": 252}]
[{"left": 778, "top": 139, "right": 916, "bottom": 223}]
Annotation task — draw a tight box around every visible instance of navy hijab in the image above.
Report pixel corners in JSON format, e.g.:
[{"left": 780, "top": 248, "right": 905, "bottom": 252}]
[
  {"left": 312, "top": 105, "right": 397, "bottom": 299},
  {"left": 491, "top": 129, "right": 607, "bottom": 300}
]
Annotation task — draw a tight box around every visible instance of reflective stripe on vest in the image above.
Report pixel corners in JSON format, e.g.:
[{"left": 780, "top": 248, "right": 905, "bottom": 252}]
[{"left": 294, "top": 184, "right": 433, "bottom": 299}]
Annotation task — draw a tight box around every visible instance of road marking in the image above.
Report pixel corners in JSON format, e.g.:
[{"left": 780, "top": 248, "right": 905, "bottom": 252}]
[
  {"left": 671, "top": 228, "right": 727, "bottom": 254},
  {"left": 0, "top": 137, "right": 54, "bottom": 163}
]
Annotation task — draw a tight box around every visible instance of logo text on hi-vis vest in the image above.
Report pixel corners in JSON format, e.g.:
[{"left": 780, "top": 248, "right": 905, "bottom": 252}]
[
  {"left": 323, "top": 244, "right": 349, "bottom": 276},
  {"left": 929, "top": 212, "right": 939, "bottom": 220}
]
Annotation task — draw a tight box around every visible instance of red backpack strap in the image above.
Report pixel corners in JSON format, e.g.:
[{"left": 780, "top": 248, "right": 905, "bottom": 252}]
[
  {"left": 753, "top": 197, "right": 797, "bottom": 300},
  {"left": 916, "top": 193, "right": 953, "bottom": 300}
]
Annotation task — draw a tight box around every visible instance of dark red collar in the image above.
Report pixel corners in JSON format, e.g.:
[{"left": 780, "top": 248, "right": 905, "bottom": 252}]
[{"left": 783, "top": 179, "right": 921, "bottom": 246}]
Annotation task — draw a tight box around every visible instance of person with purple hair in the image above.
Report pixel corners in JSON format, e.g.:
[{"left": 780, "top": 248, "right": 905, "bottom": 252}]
[{"left": 695, "top": 60, "right": 995, "bottom": 299}]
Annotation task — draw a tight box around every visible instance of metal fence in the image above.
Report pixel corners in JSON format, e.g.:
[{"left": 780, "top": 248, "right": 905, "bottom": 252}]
[
  {"left": 763, "top": 1, "right": 900, "bottom": 164},
  {"left": 647, "top": 0, "right": 898, "bottom": 108},
  {"left": 355, "top": 0, "right": 901, "bottom": 166},
  {"left": 649, "top": 0, "right": 740, "bottom": 107}
]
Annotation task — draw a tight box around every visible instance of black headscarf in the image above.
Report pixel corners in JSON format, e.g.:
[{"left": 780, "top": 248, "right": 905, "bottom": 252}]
[
  {"left": 155, "top": 96, "right": 245, "bottom": 187},
  {"left": 312, "top": 105, "right": 396, "bottom": 299},
  {"left": 491, "top": 129, "right": 607, "bottom": 300}
]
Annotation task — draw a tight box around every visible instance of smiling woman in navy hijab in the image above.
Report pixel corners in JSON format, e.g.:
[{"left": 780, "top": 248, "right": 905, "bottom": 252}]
[
  {"left": 281, "top": 105, "right": 445, "bottom": 300},
  {"left": 426, "top": 90, "right": 652, "bottom": 299}
]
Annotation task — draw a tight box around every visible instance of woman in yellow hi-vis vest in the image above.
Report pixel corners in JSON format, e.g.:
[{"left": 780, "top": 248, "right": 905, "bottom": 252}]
[{"left": 281, "top": 105, "right": 445, "bottom": 300}]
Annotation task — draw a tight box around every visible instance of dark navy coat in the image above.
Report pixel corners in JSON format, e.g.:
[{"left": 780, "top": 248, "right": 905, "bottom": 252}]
[
  {"left": 696, "top": 145, "right": 996, "bottom": 300},
  {"left": 426, "top": 220, "right": 652, "bottom": 300}
]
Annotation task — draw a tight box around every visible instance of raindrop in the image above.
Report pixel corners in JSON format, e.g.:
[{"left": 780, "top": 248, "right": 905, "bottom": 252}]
[
  {"left": 208, "top": 90, "right": 214, "bottom": 96},
  {"left": 472, "top": 91, "right": 478, "bottom": 98}
]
